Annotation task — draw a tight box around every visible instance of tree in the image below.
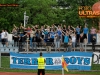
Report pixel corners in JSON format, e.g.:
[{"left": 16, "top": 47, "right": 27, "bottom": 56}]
[
  {"left": 57, "top": 0, "right": 99, "bottom": 27},
  {"left": 0, "top": 0, "right": 99, "bottom": 32}
]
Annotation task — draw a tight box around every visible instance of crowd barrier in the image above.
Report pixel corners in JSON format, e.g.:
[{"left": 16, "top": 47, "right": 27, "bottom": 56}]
[
  {"left": 0, "top": 33, "right": 100, "bottom": 53},
  {"left": 0, "top": 41, "right": 18, "bottom": 53}
]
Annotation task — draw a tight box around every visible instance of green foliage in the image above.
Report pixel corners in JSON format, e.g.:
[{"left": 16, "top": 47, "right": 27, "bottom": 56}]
[
  {"left": 0, "top": 18, "right": 10, "bottom": 31},
  {"left": 61, "top": 0, "right": 99, "bottom": 27},
  {"left": 0, "top": 0, "right": 99, "bottom": 31}
]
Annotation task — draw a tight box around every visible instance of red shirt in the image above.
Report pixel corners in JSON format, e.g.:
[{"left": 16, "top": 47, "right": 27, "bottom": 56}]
[{"left": 26, "top": 28, "right": 32, "bottom": 35}]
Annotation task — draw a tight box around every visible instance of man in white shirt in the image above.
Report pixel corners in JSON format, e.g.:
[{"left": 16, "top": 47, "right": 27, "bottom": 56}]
[{"left": 1, "top": 30, "right": 5, "bottom": 46}]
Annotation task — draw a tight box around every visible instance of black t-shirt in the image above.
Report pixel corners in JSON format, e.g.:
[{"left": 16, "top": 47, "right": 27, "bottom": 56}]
[
  {"left": 36, "top": 32, "right": 42, "bottom": 42},
  {"left": 80, "top": 36, "right": 84, "bottom": 43}
]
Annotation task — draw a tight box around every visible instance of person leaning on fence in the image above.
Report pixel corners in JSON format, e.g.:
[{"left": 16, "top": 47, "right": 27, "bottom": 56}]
[{"left": 37, "top": 52, "right": 46, "bottom": 75}]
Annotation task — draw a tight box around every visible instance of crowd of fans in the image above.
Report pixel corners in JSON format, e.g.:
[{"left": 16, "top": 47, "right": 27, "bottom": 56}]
[{"left": 0, "top": 23, "right": 100, "bottom": 52}]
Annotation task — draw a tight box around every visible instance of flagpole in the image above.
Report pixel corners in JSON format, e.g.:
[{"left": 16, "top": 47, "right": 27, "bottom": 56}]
[
  {"left": 62, "top": 55, "right": 64, "bottom": 75},
  {"left": 62, "top": 68, "right": 64, "bottom": 75}
]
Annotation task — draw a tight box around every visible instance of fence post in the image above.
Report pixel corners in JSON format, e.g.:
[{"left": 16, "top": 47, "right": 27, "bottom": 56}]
[
  {"left": 0, "top": 50, "right": 1, "bottom": 68},
  {"left": 27, "top": 39, "right": 28, "bottom": 53},
  {"left": 26, "top": 39, "right": 29, "bottom": 54}
]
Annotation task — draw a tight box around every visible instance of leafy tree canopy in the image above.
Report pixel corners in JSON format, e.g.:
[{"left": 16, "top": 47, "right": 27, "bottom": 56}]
[{"left": 0, "top": 0, "right": 99, "bottom": 32}]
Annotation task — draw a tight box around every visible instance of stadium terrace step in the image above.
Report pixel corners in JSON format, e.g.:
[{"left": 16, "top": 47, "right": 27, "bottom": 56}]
[
  {"left": 0, "top": 42, "right": 100, "bottom": 53},
  {"left": 0, "top": 47, "right": 19, "bottom": 53}
]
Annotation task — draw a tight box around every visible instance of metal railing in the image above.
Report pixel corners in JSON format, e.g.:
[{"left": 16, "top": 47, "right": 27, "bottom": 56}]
[{"left": 0, "top": 40, "right": 100, "bottom": 53}]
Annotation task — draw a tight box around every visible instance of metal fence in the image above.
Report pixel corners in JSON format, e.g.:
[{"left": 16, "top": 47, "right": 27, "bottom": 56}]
[{"left": 0, "top": 40, "right": 100, "bottom": 53}]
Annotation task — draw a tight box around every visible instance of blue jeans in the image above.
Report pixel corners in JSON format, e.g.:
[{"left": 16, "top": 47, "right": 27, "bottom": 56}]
[
  {"left": 32, "top": 42, "right": 37, "bottom": 51},
  {"left": 55, "top": 41, "right": 60, "bottom": 51},
  {"left": 88, "top": 34, "right": 96, "bottom": 43},
  {"left": 72, "top": 42, "right": 76, "bottom": 48},
  {"left": 30, "top": 37, "right": 33, "bottom": 47}
]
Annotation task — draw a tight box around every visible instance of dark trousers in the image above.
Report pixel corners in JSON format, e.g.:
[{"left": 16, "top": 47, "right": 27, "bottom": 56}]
[
  {"left": 1, "top": 39, "right": 5, "bottom": 46},
  {"left": 89, "top": 34, "right": 96, "bottom": 43},
  {"left": 13, "top": 37, "right": 19, "bottom": 47},
  {"left": 76, "top": 34, "right": 80, "bottom": 42},
  {"left": 18, "top": 42, "right": 23, "bottom": 51},
  {"left": 92, "top": 43, "right": 95, "bottom": 51},
  {"left": 38, "top": 69, "right": 45, "bottom": 75}
]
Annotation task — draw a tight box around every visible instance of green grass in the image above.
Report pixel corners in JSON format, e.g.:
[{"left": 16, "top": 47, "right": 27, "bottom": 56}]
[
  {"left": 0, "top": 56, "right": 100, "bottom": 74},
  {"left": 1, "top": 56, "right": 10, "bottom": 68}
]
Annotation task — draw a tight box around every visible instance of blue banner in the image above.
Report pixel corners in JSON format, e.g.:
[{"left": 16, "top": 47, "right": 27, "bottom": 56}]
[{"left": 10, "top": 52, "right": 93, "bottom": 70}]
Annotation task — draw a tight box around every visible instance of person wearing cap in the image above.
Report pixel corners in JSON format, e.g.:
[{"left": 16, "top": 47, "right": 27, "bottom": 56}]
[{"left": 37, "top": 52, "right": 46, "bottom": 75}]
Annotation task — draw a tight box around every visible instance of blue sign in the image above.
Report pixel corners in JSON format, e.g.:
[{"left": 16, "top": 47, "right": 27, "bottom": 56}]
[{"left": 10, "top": 52, "right": 93, "bottom": 70}]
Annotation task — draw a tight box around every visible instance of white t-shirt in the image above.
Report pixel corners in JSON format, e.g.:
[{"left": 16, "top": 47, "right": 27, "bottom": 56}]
[
  {"left": 1, "top": 32, "right": 5, "bottom": 39},
  {"left": 4, "top": 32, "right": 8, "bottom": 39},
  {"left": 72, "top": 36, "right": 76, "bottom": 42}
]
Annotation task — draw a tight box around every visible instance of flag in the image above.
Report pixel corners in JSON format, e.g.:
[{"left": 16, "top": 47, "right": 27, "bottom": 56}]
[{"left": 62, "top": 56, "right": 69, "bottom": 72}]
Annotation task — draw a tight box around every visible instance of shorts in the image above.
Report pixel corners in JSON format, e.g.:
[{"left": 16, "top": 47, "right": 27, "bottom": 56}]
[
  {"left": 72, "top": 42, "right": 75, "bottom": 48},
  {"left": 38, "top": 69, "right": 45, "bottom": 75},
  {"left": 64, "top": 43, "right": 68, "bottom": 48},
  {"left": 1, "top": 39, "right": 5, "bottom": 44},
  {"left": 5, "top": 39, "right": 8, "bottom": 42},
  {"left": 80, "top": 43, "right": 84, "bottom": 48},
  {"left": 83, "top": 34, "right": 87, "bottom": 39}
]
